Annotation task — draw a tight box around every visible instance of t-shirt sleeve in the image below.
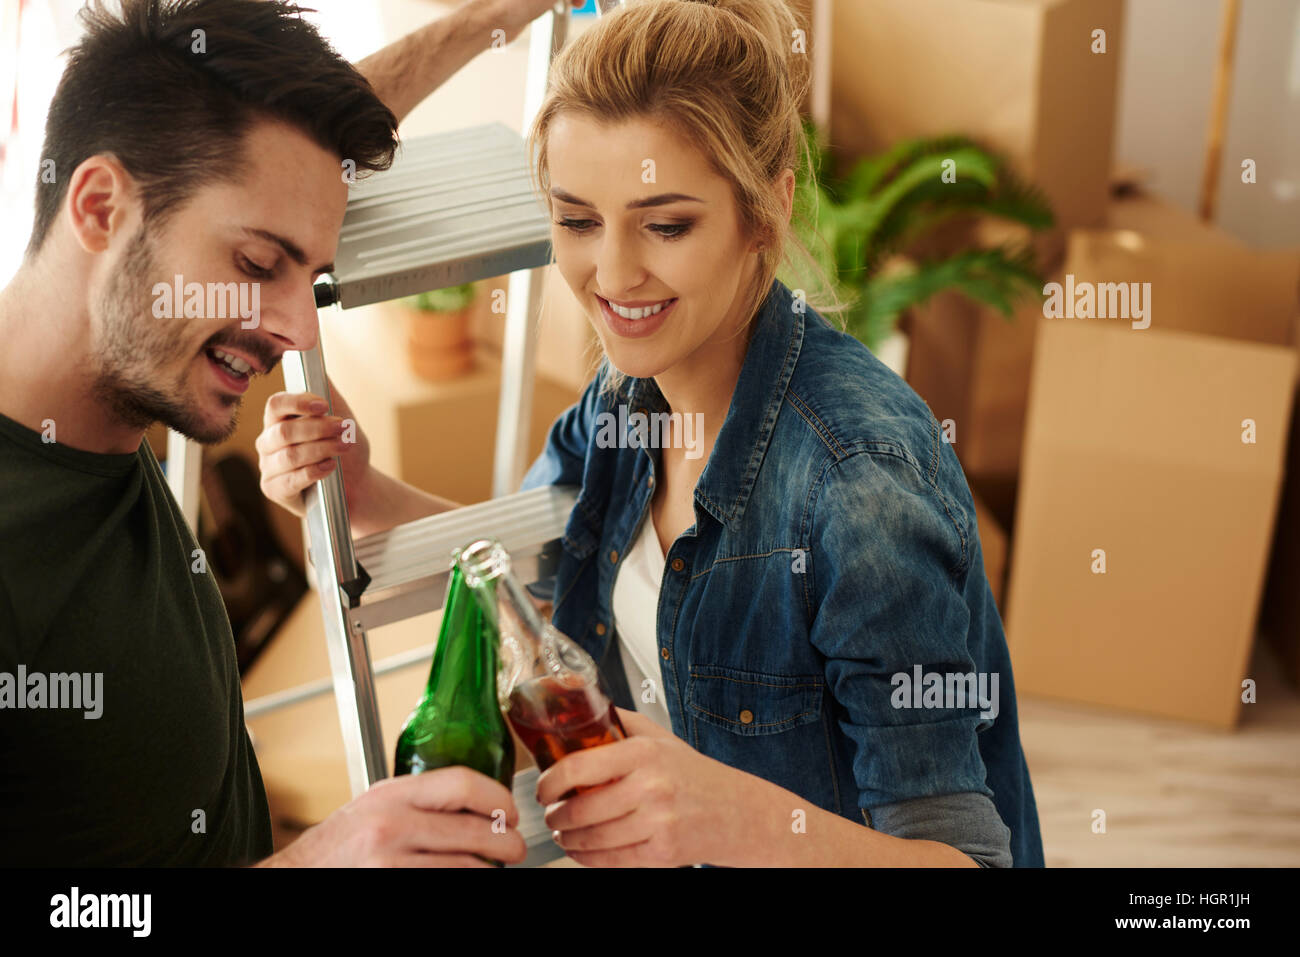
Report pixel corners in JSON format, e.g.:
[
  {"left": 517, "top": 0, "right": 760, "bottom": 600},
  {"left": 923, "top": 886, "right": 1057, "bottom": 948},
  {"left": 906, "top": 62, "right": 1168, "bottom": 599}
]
[
  {"left": 868, "top": 791, "right": 1012, "bottom": 867},
  {"left": 809, "top": 449, "right": 999, "bottom": 825}
]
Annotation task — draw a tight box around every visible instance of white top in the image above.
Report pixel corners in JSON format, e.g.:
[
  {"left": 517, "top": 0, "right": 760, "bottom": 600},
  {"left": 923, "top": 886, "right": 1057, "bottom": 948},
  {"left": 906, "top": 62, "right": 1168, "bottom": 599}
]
[{"left": 611, "top": 511, "right": 673, "bottom": 731}]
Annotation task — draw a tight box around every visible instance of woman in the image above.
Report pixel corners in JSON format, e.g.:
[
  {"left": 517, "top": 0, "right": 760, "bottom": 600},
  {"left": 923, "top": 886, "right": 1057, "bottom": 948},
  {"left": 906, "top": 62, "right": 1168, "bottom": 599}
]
[{"left": 257, "top": 0, "right": 1043, "bottom": 867}]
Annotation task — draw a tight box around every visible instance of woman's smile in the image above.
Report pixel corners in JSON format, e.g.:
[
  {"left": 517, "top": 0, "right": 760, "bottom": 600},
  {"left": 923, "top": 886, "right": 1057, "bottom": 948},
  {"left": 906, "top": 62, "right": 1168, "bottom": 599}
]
[{"left": 597, "top": 294, "right": 678, "bottom": 339}]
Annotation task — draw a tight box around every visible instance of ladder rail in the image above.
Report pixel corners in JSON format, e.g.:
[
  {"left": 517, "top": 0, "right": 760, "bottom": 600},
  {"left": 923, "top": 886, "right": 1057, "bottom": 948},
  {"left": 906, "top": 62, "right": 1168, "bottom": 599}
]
[
  {"left": 492, "top": 268, "right": 543, "bottom": 497},
  {"left": 282, "top": 292, "right": 387, "bottom": 795}
]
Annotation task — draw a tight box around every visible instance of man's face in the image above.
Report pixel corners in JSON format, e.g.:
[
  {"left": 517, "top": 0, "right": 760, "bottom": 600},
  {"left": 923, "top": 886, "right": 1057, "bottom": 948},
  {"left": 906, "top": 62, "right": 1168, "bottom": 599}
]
[
  {"left": 545, "top": 113, "right": 761, "bottom": 381},
  {"left": 89, "top": 119, "right": 349, "bottom": 443}
]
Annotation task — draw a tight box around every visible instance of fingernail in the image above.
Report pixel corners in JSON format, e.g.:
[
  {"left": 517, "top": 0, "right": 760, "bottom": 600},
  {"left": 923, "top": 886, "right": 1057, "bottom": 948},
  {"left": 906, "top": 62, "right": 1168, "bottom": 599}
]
[{"left": 309, "top": 399, "right": 328, "bottom": 414}]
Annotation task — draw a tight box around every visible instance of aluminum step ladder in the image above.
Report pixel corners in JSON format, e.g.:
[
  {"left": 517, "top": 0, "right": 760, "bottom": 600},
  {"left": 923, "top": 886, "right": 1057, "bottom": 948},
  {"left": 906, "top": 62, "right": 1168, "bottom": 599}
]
[{"left": 248, "top": 0, "right": 619, "bottom": 866}]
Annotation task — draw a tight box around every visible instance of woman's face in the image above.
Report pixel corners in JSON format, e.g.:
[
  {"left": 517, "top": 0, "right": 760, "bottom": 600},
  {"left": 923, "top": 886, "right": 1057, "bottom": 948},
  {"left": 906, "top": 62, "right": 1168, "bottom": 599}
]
[{"left": 545, "top": 113, "right": 763, "bottom": 381}]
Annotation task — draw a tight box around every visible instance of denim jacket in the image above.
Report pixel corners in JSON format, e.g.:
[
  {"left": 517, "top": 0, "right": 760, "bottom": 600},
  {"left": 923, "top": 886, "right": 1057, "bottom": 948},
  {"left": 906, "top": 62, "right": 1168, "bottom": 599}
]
[{"left": 521, "top": 278, "right": 1044, "bottom": 867}]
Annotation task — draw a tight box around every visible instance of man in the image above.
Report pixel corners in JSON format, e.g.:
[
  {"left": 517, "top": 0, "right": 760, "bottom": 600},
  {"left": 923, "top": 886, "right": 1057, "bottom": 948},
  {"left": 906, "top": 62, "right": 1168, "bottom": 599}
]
[{"left": 0, "top": 0, "right": 580, "bottom": 866}]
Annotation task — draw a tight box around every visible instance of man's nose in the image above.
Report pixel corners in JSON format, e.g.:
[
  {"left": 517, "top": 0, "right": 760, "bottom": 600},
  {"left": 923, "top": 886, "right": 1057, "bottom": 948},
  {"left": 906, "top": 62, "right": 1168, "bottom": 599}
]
[{"left": 258, "top": 278, "right": 321, "bottom": 354}]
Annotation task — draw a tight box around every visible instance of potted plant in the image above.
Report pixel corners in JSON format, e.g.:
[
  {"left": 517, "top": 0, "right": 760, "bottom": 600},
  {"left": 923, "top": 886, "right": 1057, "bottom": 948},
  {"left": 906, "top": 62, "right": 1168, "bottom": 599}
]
[
  {"left": 781, "top": 118, "right": 1055, "bottom": 376},
  {"left": 399, "top": 282, "right": 477, "bottom": 382}
]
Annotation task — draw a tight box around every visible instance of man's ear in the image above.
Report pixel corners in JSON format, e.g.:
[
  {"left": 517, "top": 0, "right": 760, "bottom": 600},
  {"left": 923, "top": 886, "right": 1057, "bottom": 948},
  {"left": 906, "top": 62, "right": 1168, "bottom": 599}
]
[{"left": 64, "top": 154, "right": 137, "bottom": 255}]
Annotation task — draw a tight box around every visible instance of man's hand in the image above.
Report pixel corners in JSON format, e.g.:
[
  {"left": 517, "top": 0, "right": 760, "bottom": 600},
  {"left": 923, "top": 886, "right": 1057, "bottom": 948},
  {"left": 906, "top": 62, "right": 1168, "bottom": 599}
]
[
  {"left": 259, "top": 766, "right": 527, "bottom": 867},
  {"left": 356, "top": 0, "right": 587, "bottom": 123},
  {"left": 481, "top": 0, "right": 588, "bottom": 46}
]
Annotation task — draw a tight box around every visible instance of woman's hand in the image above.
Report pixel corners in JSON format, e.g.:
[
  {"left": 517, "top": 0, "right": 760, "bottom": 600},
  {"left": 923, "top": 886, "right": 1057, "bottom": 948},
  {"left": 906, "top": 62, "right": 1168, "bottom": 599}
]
[
  {"left": 536, "top": 708, "right": 761, "bottom": 867},
  {"left": 256, "top": 378, "right": 372, "bottom": 519}
]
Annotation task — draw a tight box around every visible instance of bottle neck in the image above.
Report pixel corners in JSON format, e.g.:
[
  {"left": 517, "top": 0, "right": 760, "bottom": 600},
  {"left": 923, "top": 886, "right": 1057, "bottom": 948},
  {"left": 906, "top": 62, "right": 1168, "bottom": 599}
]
[
  {"left": 459, "top": 540, "right": 546, "bottom": 650},
  {"left": 424, "top": 565, "right": 499, "bottom": 709}
]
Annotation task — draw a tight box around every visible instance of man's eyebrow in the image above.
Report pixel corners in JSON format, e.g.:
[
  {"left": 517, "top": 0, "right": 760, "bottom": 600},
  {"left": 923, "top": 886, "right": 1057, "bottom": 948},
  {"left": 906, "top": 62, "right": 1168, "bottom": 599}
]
[
  {"left": 550, "top": 188, "right": 705, "bottom": 210},
  {"left": 241, "top": 227, "right": 334, "bottom": 273}
]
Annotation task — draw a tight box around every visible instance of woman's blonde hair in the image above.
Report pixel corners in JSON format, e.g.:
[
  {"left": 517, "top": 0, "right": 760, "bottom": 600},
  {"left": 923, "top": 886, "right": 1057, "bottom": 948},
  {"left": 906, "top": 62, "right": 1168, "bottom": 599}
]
[{"left": 526, "top": 0, "right": 843, "bottom": 393}]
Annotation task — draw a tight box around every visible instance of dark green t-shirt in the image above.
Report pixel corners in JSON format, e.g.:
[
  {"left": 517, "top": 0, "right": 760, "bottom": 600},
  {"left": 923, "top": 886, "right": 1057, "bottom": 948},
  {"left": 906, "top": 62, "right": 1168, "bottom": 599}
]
[{"left": 0, "top": 411, "right": 273, "bottom": 865}]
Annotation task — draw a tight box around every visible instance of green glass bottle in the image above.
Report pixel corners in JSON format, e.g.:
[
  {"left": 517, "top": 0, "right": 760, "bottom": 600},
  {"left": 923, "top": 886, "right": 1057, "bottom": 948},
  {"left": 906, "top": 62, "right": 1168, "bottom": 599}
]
[{"left": 394, "top": 563, "right": 515, "bottom": 789}]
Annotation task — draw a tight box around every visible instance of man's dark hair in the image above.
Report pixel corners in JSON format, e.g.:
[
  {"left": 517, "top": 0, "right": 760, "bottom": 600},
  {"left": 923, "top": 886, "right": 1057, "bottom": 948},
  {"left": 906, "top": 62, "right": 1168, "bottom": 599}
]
[{"left": 27, "top": 0, "right": 398, "bottom": 257}]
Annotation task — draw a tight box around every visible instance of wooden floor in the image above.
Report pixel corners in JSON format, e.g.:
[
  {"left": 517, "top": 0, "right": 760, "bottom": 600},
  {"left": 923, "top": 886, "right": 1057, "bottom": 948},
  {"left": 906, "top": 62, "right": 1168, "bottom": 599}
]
[{"left": 1019, "top": 640, "right": 1300, "bottom": 867}]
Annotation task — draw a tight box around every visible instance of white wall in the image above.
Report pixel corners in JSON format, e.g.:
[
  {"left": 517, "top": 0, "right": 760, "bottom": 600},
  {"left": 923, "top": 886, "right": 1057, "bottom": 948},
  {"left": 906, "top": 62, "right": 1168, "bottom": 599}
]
[{"left": 1115, "top": 0, "right": 1300, "bottom": 247}]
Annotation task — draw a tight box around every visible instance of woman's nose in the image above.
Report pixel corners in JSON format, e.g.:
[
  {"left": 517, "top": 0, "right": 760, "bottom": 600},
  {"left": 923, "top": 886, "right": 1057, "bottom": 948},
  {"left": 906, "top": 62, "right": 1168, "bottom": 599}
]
[{"left": 594, "top": 230, "right": 646, "bottom": 296}]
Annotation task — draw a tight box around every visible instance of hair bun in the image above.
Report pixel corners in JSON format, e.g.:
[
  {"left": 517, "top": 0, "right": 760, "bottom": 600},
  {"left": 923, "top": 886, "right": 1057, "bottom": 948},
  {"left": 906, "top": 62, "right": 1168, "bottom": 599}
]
[{"left": 676, "top": 0, "right": 810, "bottom": 103}]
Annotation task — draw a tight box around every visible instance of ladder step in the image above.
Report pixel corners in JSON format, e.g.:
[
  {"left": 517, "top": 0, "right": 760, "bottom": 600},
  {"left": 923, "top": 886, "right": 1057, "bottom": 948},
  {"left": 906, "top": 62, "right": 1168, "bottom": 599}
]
[
  {"left": 333, "top": 123, "right": 552, "bottom": 308},
  {"left": 349, "top": 485, "right": 578, "bottom": 631}
]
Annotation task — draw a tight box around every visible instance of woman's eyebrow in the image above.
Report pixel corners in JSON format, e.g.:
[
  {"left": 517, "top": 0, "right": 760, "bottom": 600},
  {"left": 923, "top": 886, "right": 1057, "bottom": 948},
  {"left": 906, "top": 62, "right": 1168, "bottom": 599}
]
[{"left": 550, "top": 188, "right": 706, "bottom": 209}]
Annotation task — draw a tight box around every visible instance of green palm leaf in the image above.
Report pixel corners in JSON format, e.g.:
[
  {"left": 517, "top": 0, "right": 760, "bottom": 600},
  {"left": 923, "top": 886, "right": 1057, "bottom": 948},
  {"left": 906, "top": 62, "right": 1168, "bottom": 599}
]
[
  {"left": 791, "top": 120, "right": 1055, "bottom": 352},
  {"left": 845, "top": 244, "right": 1042, "bottom": 347}
]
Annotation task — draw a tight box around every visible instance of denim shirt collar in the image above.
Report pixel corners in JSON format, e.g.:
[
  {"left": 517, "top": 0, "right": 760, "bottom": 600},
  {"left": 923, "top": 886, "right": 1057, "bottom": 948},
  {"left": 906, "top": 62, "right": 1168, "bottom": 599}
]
[{"left": 624, "top": 278, "right": 804, "bottom": 531}]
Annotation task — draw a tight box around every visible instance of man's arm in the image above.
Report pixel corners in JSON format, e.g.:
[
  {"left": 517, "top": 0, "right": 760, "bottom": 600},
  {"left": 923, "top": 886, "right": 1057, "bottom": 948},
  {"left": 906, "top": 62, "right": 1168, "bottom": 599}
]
[{"left": 356, "top": 0, "right": 585, "bottom": 124}]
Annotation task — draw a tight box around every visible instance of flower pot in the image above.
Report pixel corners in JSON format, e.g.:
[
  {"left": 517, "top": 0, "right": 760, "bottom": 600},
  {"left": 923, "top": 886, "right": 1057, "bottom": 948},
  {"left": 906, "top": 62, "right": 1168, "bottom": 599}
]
[{"left": 403, "top": 304, "right": 475, "bottom": 382}]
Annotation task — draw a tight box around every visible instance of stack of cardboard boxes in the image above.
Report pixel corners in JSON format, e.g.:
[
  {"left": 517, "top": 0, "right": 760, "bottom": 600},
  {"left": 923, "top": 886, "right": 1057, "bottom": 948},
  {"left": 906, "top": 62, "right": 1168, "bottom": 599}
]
[
  {"left": 833, "top": 0, "right": 1300, "bottom": 728},
  {"left": 1009, "top": 224, "right": 1297, "bottom": 728}
]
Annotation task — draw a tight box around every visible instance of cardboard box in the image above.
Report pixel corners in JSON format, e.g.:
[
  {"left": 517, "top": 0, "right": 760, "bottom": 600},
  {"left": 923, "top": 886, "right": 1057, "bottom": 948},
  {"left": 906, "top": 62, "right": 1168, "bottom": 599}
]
[
  {"left": 1061, "top": 231, "right": 1298, "bottom": 347},
  {"left": 906, "top": 190, "right": 1300, "bottom": 531},
  {"left": 1260, "top": 317, "right": 1300, "bottom": 689},
  {"left": 1004, "top": 233, "right": 1298, "bottom": 727},
  {"left": 831, "top": 0, "right": 1124, "bottom": 263},
  {"left": 1106, "top": 186, "right": 1250, "bottom": 249}
]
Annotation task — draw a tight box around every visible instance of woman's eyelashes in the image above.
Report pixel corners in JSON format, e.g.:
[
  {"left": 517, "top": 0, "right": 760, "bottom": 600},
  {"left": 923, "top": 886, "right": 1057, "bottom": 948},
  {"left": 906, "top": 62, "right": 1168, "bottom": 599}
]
[{"left": 554, "top": 217, "right": 694, "bottom": 241}]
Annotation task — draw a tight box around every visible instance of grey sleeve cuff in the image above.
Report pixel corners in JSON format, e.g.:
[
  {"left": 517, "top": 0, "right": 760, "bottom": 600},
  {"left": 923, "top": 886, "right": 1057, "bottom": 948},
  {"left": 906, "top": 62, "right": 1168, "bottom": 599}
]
[{"left": 865, "top": 791, "right": 1013, "bottom": 868}]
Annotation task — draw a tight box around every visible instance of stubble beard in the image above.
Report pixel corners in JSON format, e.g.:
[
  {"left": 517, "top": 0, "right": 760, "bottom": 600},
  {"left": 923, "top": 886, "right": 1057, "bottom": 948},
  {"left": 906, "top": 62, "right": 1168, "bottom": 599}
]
[{"left": 89, "top": 226, "right": 240, "bottom": 445}]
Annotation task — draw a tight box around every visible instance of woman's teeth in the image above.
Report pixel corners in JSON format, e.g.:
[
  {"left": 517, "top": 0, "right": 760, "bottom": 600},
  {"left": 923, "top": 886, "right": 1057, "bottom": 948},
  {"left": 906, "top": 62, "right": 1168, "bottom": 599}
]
[
  {"left": 209, "top": 347, "right": 252, "bottom": 376},
  {"left": 606, "top": 298, "right": 672, "bottom": 320}
]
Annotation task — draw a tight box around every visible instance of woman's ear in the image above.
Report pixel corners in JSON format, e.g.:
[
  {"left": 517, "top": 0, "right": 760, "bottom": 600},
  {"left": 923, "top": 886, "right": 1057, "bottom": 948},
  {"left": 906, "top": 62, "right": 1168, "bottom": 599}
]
[
  {"left": 750, "top": 168, "right": 796, "bottom": 253},
  {"left": 777, "top": 167, "right": 795, "bottom": 222}
]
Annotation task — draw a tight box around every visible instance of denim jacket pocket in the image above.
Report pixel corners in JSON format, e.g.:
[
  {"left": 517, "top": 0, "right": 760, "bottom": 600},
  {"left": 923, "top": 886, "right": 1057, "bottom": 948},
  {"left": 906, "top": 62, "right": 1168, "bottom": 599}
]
[{"left": 687, "top": 666, "right": 823, "bottom": 736}]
